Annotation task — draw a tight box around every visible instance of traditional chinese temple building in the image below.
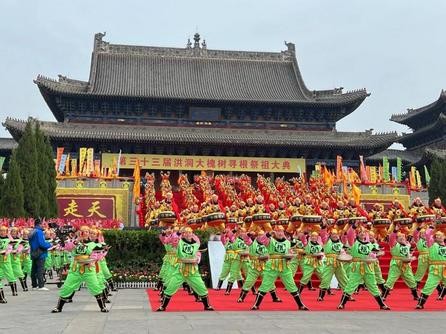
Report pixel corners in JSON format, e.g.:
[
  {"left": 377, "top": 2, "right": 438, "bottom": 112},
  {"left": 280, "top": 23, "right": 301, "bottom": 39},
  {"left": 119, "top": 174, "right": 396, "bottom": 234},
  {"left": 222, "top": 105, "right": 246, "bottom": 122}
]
[{"left": 3, "top": 32, "right": 398, "bottom": 175}]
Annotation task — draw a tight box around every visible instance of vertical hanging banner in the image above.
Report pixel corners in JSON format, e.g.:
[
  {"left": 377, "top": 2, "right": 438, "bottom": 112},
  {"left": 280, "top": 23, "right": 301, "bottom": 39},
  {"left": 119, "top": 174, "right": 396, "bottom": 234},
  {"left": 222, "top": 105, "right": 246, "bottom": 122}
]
[
  {"left": 116, "top": 150, "right": 122, "bottom": 176},
  {"left": 336, "top": 156, "right": 343, "bottom": 182},
  {"left": 359, "top": 155, "right": 368, "bottom": 182},
  {"left": 71, "top": 159, "right": 78, "bottom": 177},
  {"left": 416, "top": 170, "right": 422, "bottom": 189},
  {"left": 424, "top": 165, "right": 431, "bottom": 185},
  {"left": 391, "top": 167, "right": 398, "bottom": 181},
  {"left": 65, "top": 154, "right": 70, "bottom": 175},
  {"left": 0, "top": 156, "right": 5, "bottom": 171},
  {"left": 410, "top": 166, "right": 417, "bottom": 189},
  {"left": 94, "top": 160, "right": 101, "bottom": 177},
  {"left": 79, "top": 147, "right": 87, "bottom": 175},
  {"left": 396, "top": 157, "right": 402, "bottom": 182},
  {"left": 382, "top": 157, "right": 390, "bottom": 182},
  {"left": 58, "top": 154, "right": 68, "bottom": 174},
  {"left": 86, "top": 148, "right": 94, "bottom": 176},
  {"left": 55, "top": 147, "right": 64, "bottom": 171},
  {"left": 370, "top": 166, "right": 377, "bottom": 183}
]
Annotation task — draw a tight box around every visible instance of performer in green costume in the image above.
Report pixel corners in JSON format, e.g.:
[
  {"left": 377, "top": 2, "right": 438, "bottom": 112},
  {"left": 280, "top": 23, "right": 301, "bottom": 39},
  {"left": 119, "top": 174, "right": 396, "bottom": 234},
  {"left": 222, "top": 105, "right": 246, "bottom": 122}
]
[
  {"left": 51, "top": 226, "right": 109, "bottom": 313},
  {"left": 318, "top": 228, "right": 348, "bottom": 301},
  {"left": 10, "top": 227, "right": 27, "bottom": 292},
  {"left": 413, "top": 227, "right": 430, "bottom": 286},
  {"left": 237, "top": 230, "right": 281, "bottom": 303},
  {"left": 381, "top": 230, "right": 418, "bottom": 301},
  {"left": 416, "top": 231, "right": 446, "bottom": 309},
  {"left": 20, "top": 228, "right": 32, "bottom": 290},
  {"left": 0, "top": 226, "right": 18, "bottom": 297},
  {"left": 337, "top": 227, "right": 390, "bottom": 310},
  {"left": 157, "top": 227, "right": 214, "bottom": 311},
  {"left": 251, "top": 226, "right": 308, "bottom": 311},
  {"left": 298, "top": 231, "right": 324, "bottom": 294}
]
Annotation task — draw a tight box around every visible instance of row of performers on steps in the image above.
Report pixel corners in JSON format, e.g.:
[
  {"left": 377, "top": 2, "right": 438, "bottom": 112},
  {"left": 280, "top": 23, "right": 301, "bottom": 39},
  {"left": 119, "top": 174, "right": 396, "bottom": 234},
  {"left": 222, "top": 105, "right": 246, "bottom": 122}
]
[
  {"left": 147, "top": 194, "right": 446, "bottom": 240},
  {"left": 0, "top": 225, "right": 117, "bottom": 311},
  {"left": 155, "top": 223, "right": 446, "bottom": 311}
]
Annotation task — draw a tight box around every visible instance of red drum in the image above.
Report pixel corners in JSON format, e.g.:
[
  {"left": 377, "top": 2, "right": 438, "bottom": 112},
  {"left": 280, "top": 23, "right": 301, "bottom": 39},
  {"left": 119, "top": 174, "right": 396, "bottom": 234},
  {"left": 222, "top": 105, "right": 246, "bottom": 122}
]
[
  {"left": 252, "top": 213, "right": 271, "bottom": 224},
  {"left": 350, "top": 217, "right": 367, "bottom": 224},
  {"left": 302, "top": 215, "right": 323, "bottom": 224},
  {"left": 206, "top": 212, "right": 226, "bottom": 227},
  {"left": 227, "top": 218, "right": 237, "bottom": 224},
  {"left": 277, "top": 218, "right": 289, "bottom": 226},
  {"left": 336, "top": 218, "right": 349, "bottom": 226},
  {"left": 416, "top": 215, "right": 436, "bottom": 223},
  {"left": 290, "top": 215, "right": 303, "bottom": 222},
  {"left": 394, "top": 218, "right": 413, "bottom": 226},
  {"left": 158, "top": 211, "right": 176, "bottom": 223},
  {"left": 372, "top": 218, "right": 391, "bottom": 227}
]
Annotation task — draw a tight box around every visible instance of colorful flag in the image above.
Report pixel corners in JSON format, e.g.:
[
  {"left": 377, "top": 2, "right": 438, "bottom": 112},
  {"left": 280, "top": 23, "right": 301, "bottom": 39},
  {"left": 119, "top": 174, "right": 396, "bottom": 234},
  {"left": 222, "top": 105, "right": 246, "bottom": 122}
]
[
  {"left": 133, "top": 158, "right": 141, "bottom": 203},
  {"left": 55, "top": 147, "right": 64, "bottom": 171},
  {"left": 424, "top": 165, "right": 431, "bottom": 185},
  {"left": 416, "top": 170, "right": 422, "bottom": 189},
  {"left": 370, "top": 166, "right": 377, "bottom": 183},
  {"left": 383, "top": 157, "right": 390, "bottom": 182},
  {"left": 352, "top": 184, "right": 362, "bottom": 205},
  {"left": 79, "top": 147, "right": 87, "bottom": 174},
  {"left": 94, "top": 160, "right": 101, "bottom": 177},
  {"left": 391, "top": 166, "right": 398, "bottom": 181},
  {"left": 359, "top": 155, "right": 368, "bottom": 183},
  {"left": 396, "top": 157, "right": 402, "bottom": 182},
  {"left": 86, "top": 148, "right": 94, "bottom": 175},
  {"left": 116, "top": 150, "right": 122, "bottom": 177},
  {"left": 336, "top": 156, "right": 343, "bottom": 182},
  {"left": 71, "top": 159, "right": 77, "bottom": 177},
  {"left": 0, "top": 156, "right": 5, "bottom": 171},
  {"left": 58, "top": 154, "right": 68, "bottom": 174},
  {"left": 410, "top": 166, "right": 417, "bottom": 189},
  {"left": 65, "top": 154, "right": 70, "bottom": 175}
]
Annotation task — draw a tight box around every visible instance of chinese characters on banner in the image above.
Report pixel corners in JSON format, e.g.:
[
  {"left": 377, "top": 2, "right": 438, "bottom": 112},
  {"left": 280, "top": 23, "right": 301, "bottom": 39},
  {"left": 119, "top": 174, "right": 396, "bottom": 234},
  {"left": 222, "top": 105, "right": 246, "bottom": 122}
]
[
  {"left": 101, "top": 153, "right": 306, "bottom": 174},
  {"left": 57, "top": 197, "right": 115, "bottom": 219}
]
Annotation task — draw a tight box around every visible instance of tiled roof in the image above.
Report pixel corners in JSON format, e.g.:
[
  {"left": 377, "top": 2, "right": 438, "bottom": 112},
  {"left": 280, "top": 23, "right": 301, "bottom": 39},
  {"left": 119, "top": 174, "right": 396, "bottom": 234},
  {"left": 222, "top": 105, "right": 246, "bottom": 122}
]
[
  {"left": 365, "top": 149, "right": 420, "bottom": 163},
  {"left": 3, "top": 118, "right": 398, "bottom": 150},
  {"left": 390, "top": 90, "right": 446, "bottom": 124},
  {"left": 34, "top": 33, "right": 369, "bottom": 107},
  {"left": 0, "top": 138, "right": 18, "bottom": 151}
]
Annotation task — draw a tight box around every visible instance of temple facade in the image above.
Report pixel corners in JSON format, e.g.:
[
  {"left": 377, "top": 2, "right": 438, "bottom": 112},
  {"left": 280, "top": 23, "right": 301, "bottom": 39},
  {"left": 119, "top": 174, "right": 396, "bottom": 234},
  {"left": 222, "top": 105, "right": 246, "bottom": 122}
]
[{"left": 3, "top": 33, "right": 398, "bottom": 172}]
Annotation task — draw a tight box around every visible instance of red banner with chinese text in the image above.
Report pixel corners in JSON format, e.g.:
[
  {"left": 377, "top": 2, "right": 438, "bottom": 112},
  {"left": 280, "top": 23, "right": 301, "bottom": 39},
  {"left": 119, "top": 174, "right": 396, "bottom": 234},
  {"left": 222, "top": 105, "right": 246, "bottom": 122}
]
[{"left": 57, "top": 196, "right": 115, "bottom": 219}]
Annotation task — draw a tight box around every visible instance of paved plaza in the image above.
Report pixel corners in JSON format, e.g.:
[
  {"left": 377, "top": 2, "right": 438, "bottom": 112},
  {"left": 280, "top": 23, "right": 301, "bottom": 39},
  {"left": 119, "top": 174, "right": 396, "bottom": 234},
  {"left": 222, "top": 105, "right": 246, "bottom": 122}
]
[{"left": 1, "top": 287, "right": 445, "bottom": 334}]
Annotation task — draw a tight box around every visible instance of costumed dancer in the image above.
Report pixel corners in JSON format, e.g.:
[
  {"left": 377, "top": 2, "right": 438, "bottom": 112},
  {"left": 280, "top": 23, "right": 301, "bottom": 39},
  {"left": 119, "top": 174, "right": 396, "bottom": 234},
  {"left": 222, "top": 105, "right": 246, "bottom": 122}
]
[
  {"left": 157, "top": 227, "right": 179, "bottom": 299},
  {"left": 21, "top": 228, "right": 32, "bottom": 290},
  {"left": 337, "top": 227, "right": 390, "bottom": 310},
  {"left": 0, "top": 226, "right": 18, "bottom": 297},
  {"left": 381, "top": 228, "right": 418, "bottom": 301},
  {"left": 368, "top": 231, "right": 386, "bottom": 293},
  {"left": 236, "top": 230, "right": 281, "bottom": 303},
  {"left": 317, "top": 228, "right": 349, "bottom": 301},
  {"left": 10, "top": 227, "right": 27, "bottom": 292},
  {"left": 416, "top": 231, "right": 446, "bottom": 308},
  {"left": 251, "top": 226, "right": 308, "bottom": 311},
  {"left": 413, "top": 227, "right": 431, "bottom": 288},
  {"left": 51, "top": 226, "right": 109, "bottom": 313},
  {"left": 297, "top": 231, "right": 324, "bottom": 294},
  {"left": 157, "top": 227, "right": 214, "bottom": 311}
]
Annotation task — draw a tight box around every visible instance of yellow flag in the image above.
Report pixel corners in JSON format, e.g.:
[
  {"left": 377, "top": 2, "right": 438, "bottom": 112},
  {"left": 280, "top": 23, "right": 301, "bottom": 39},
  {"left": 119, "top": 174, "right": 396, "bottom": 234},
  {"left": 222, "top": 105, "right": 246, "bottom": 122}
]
[
  {"left": 352, "top": 184, "right": 362, "bottom": 205},
  {"left": 133, "top": 158, "right": 141, "bottom": 202}
]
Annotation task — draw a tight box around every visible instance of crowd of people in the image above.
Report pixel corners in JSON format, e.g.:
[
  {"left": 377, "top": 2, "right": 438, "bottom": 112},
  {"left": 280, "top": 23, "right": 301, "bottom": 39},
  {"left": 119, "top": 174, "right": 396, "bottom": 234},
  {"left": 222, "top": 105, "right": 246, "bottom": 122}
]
[
  {"left": 0, "top": 220, "right": 116, "bottom": 313},
  {"left": 151, "top": 173, "right": 446, "bottom": 311}
]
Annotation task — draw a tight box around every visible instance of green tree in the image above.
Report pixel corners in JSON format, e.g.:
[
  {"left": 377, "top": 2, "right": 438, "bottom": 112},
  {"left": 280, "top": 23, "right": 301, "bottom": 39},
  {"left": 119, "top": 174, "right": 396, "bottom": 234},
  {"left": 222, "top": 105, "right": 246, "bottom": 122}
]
[
  {"left": 0, "top": 172, "right": 4, "bottom": 217},
  {"left": 0, "top": 153, "right": 25, "bottom": 217},
  {"left": 43, "top": 134, "right": 57, "bottom": 217},
  {"left": 35, "top": 123, "right": 49, "bottom": 216},
  {"left": 428, "top": 158, "right": 445, "bottom": 204},
  {"left": 14, "top": 120, "right": 40, "bottom": 217}
]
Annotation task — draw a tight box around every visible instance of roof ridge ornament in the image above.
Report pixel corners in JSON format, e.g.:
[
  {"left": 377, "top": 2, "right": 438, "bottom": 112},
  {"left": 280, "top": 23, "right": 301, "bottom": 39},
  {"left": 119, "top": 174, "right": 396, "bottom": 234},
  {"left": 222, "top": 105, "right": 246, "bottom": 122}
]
[{"left": 94, "top": 32, "right": 109, "bottom": 52}]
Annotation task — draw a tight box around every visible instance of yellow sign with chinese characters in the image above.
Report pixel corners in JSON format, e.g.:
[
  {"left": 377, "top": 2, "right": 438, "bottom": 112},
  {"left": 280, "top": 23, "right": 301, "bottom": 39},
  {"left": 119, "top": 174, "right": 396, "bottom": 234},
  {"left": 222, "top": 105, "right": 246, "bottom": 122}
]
[{"left": 102, "top": 153, "right": 306, "bottom": 174}]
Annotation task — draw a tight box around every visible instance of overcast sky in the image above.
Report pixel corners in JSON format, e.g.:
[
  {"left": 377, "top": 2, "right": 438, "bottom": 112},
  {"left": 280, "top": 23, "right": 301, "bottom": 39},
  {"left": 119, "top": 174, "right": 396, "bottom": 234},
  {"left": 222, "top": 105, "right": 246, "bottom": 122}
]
[{"left": 1, "top": 0, "right": 445, "bottom": 144}]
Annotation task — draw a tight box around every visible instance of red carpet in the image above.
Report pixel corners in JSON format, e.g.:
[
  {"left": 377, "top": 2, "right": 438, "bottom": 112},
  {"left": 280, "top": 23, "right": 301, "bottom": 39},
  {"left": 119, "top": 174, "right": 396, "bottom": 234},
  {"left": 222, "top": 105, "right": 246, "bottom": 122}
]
[{"left": 147, "top": 288, "right": 445, "bottom": 312}]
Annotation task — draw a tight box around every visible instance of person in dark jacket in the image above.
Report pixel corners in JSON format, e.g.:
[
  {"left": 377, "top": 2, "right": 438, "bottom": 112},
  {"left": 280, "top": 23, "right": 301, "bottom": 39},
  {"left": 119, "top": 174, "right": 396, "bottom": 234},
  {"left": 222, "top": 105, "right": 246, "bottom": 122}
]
[{"left": 29, "top": 219, "right": 52, "bottom": 290}]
